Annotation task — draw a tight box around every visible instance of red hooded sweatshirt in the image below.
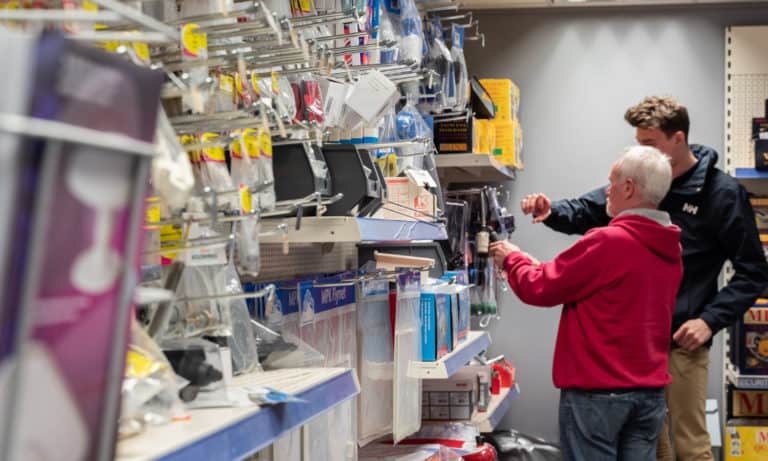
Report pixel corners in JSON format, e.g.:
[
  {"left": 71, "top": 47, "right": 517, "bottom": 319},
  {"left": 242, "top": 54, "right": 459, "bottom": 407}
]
[{"left": 503, "top": 213, "right": 683, "bottom": 390}]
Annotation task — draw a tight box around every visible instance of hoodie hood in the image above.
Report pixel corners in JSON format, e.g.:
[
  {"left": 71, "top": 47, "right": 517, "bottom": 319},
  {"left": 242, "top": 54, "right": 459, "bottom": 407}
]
[
  {"left": 610, "top": 214, "right": 682, "bottom": 262},
  {"left": 671, "top": 144, "right": 719, "bottom": 195}
]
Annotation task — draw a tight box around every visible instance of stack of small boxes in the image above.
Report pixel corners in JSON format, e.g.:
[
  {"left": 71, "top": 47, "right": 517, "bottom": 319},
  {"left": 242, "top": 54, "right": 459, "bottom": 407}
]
[
  {"left": 432, "top": 78, "right": 523, "bottom": 170},
  {"left": 479, "top": 78, "right": 523, "bottom": 169},
  {"left": 724, "top": 198, "right": 768, "bottom": 459}
]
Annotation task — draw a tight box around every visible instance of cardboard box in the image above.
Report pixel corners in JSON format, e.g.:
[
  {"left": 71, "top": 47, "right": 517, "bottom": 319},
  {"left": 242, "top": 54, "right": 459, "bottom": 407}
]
[
  {"left": 730, "top": 389, "right": 768, "bottom": 418},
  {"left": 420, "top": 291, "right": 452, "bottom": 361},
  {"left": 434, "top": 117, "right": 475, "bottom": 153},
  {"left": 750, "top": 198, "right": 768, "bottom": 231},
  {"left": 732, "top": 302, "right": 768, "bottom": 375},
  {"left": 725, "top": 422, "right": 768, "bottom": 460},
  {"left": 491, "top": 119, "right": 520, "bottom": 168},
  {"left": 479, "top": 78, "right": 520, "bottom": 120},
  {"left": 377, "top": 176, "right": 436, "bottom": 221},
  {"left": 429, "top": 406, "right": 451, "bottom": 420},
  {"left": 474, "top": 119, "right": 495, "bottom": 155}
]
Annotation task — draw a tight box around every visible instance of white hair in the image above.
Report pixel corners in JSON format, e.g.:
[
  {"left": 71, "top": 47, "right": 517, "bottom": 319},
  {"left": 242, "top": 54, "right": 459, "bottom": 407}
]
[{"left": 614, "top": 146, "right": 672, "bottom": 206}]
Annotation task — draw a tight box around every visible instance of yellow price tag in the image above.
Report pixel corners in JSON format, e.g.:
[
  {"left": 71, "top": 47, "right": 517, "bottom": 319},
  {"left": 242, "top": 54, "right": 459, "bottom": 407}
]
[
  {"left": 126, "top": 349, "right": 166, "bottom": 379},
  {"left": 182, "top": 23, "right": 208, "bottom": 59},
  {"left": 219, "top": 75, "right": 234, "bottom": 95},
  {"left": 250, "top": 72, "right": 262, "bottom": 98},
  {"left": 241, "top": 128, "right": 260, "bottom": 159},
  {"left": 239, "top": 184, "right": 252, "bottom": 214},
  {"left": 201, "top": 133, "right": 225, "bottom": 162},
  {"left": 132, "top": 42, "right": 150, "bottom": 63},
  {"left": 145, "top": 197, "right": 161, "bottom": 228},
  {"left": 299, "top": 0, "right": 312, "bottom": 13},
  {"left": 271, "top": 70, "right": 279, "bottom": 95},
  {"left": 160, "top": 224, "right": 182, "bottom": 263},
  {"left": 259, "top": 129, "right": 273, "bottom": 158}
]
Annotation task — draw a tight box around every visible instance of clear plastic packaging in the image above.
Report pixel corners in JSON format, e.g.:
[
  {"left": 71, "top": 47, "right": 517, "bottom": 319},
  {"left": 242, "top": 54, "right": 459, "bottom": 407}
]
[
  {"left": 119, "top": 320, "right": 185, "bottom": 439},
  {"left": 399, "top": 0, "right": 424, "bottom": 64},
  {"left": 200, "top": 133, "right": 234, "bottom": 194},
  {"left": 237, "top": 217, "right": 261, "bottom": 276},
  {"left": 392, "top": 271, "right": 422, "bottom": 443},
  {"left": 168, "top": 265, "right": 234, "bottom": 339},
  {"left": 357, "top": 277, "right": 394, "bottom": 446},
  {"left": 214, "top": 262, "right": 261, "bottom": 374},
  {"left": 450, "top": 25, "right": 469, "bottom": 111}
]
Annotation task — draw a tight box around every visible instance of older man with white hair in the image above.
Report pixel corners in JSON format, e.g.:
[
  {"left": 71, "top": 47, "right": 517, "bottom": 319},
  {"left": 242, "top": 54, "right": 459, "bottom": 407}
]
[{"left": 490, "top": 146, "right": 683, "bottom": 461}]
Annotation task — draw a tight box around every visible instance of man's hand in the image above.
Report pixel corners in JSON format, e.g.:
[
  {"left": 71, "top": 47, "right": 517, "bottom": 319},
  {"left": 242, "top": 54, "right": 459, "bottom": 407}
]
[
  {"left": 489, "top": 241, "right": 521, "bottom": 268},
  {"left": 673, "top": 319, "right": 713, "bottom": 351},
  {"left": 521, "top": 193, "right": 552, "bottom": 223}
]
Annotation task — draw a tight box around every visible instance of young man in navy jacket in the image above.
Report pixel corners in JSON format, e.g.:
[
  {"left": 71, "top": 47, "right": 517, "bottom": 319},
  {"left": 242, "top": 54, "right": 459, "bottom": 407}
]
[
  {"left": 520, "top": 96, "right": 768, "bottom": 461},
  {"left": 492, "top": 146, "right": 683, "bottom": 461}
]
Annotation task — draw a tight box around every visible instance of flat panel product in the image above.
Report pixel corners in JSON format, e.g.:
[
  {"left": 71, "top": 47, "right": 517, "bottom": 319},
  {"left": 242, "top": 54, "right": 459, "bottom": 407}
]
[
  {"left": 273, "top": 143, "right": 332, "bottom": 211},
  {"left": 0, "top": 28, "right": 37, "bottom": 455},
  {"left": 393, "top": 271, "right": 422, "bottom": 443},
  {"left": 322, "top": 144, "right": 382, "bottom": 217},
  {"left": 357, "top": 277, "right": 394, "bottom": 446},
  {"left": 7, "top": 33, "right": 162, "bottom": 461}
]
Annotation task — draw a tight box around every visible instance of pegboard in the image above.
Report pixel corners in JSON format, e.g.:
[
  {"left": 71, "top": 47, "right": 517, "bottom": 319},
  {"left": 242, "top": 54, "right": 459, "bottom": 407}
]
[
  {"left": 725, "top": 26, "right": 768, "bottom": 170},
  {"left": 252, "top": 242, "right": 359, "bottom": 282}
]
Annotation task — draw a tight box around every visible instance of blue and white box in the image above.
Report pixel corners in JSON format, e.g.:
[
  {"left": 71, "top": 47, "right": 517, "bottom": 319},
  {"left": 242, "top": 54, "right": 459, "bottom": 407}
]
[{"left": 420, "top": 290, "right": 452, "bottom": 361}]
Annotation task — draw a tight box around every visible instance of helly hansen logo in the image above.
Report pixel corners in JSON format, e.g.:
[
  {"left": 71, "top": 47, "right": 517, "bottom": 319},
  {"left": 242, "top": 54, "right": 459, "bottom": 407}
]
[{"left": 682, "top": 203, "right": 699, "bottom": 215}]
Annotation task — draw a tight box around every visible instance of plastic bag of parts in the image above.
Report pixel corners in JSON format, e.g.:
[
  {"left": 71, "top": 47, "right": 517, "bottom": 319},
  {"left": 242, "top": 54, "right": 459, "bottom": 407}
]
[
  {"left": 237, "top": 216, "right": 261, "bottom": 276},
  {"left": 422, "top": 16, "right": 452, "bottom": 112},
  {"left": 393, "top": 271, "right": 422, "bottom": 443},
  {"left": 471, "top": 256, "right": 498, "bottom": 319},
  {"left": 399, "top": 0, "right": 424, "bottom": 64},
  {"left": 484, "top": 429, "right": 561, "bottom": 461},
  {"left": 255, "top": 128, "right": 276, "bottom": 211},
  {"left": 377, "top": 6, "right": 401, "bottom": 64},
  {"left": 211, "top": 73, "right": 237, "bottom": 112},
  {"left": 119, "top": 320, "right": 186, "bottom": 440},
  {"left": 200, "top": 132, "right": 234, "bottom": 194},
  {"left": 168, "top": 265, "right": 234, "bottom": 339},
  {"left": 450, "top": 25, "right": 469, "bottom": 111},
  {"left": 357, "top": 277, "right": 394, "bottom": 446},
  {"left": 253, "top": 74, "right": 297, "bottom": 122},
  {"left": 396, "top": 93, "right": 432, "bottom": 171},
  {"left": 161, "top": 337, "right": 229, "bottom": 407},
  {"left": 298, "top": 73, "right": 325, "bottom": 124},
  {"left": 230, "top": 129, "right": 261, "bottom": 193},
  {"left": 214, "top": 262, "right": 261, "bottom": 374}
]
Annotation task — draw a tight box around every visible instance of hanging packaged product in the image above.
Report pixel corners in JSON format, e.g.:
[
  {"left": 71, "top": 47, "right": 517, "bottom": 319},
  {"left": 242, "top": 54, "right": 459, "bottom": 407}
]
[
  {"left": 450, "top": 25, "right": 469, "bottom": 111},
  {"left": 200, "top": 133, "right": 236, "bottom": 208},
  {"left": 422, "top": 16, "right": 452, "bottom": 113},
  {"left": 399, "top": 0, "right": 424, "bottom": 64},
  {"left": 343, "top": 70, "right": 399, "bottom": 127},
  {"left": 300, "top": 73, "right": 325, "bottom": 124},
  {"left": 213, "top": 262, "right": 261, "bottom": 374},
  {"left": 357, "top": 277, "right": 395, "bottom": 446},
  {"left": 180, "top": 23, "right": 210, "bottom": 113},
  {"left": 212, "top": 73, "right": 236, "bottom": 112},
  {"left": 377, "top": 4, "right": 400, "bottom": 64},
  {"left": 393, "top": 271, "right": 422, "bottom": 443},
  {"left": 256, "top": 127, "right": 276, "bottom": 211},
  {"left": 152, "top": 110, "right": 195, "bottom": 211}
]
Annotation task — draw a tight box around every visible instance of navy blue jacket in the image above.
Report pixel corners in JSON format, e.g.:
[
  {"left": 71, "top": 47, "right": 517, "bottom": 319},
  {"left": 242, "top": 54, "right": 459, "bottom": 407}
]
[{"left": 544, "top": 145, "right": 768, "bottom": 345}]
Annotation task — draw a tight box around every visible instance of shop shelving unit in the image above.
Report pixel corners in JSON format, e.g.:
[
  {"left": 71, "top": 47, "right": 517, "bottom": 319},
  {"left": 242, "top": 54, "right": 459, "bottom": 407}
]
[
  {"left": 435, "top": 153, "right": 516, "bottom": 185},
  {"left": 408, "top": 331, "right": 492, "bottom": 379},
  {"left": 260, "top": 216, "right": 448, "bottom": 244},
  {"left": 115, "top": 368, "right": 359, "bottom": 461}
]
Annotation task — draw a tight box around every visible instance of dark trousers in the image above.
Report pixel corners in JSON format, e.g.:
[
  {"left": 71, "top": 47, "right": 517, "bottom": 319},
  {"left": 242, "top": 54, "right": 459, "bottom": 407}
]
[{"left": 559, "top": 388, "right": 666, "bottom": 461}]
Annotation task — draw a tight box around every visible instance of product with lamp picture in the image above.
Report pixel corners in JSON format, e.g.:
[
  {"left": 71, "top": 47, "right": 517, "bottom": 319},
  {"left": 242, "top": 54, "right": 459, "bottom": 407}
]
[
  {"left": 732, "top": 299, "right": 768, "bottom": 375},
  {"left": 10, "top": 32, "right": 163, "bottom": 461}
]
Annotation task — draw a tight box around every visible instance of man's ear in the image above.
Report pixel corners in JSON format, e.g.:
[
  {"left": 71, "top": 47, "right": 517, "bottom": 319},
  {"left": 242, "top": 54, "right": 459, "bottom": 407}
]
[
  {"left": 624, "top": 177, "right": 636, "bottom": 199},
  {"left": 674, "top": 130, "right": 686, "bottom": 145}
]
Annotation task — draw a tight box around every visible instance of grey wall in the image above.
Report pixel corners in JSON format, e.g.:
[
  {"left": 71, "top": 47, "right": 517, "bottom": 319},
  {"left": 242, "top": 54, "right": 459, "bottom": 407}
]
[{"left": 466, "top": 5, "right": 768, "bottom": 442}]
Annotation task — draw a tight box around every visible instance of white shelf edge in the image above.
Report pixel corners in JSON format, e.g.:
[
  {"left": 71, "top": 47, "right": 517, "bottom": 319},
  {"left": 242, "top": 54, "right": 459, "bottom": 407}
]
[
  {"left": 726, "top": 366, "right": 768, "bottom": 389},
  {"left": 407, "top": 331, "right": 491, "bottom": 379},
  {"left": 476, "top": 383, "right": 520, "bottom": 433},
  {"left": 115, "top": 368, "right": 359, "bottom": 461}
]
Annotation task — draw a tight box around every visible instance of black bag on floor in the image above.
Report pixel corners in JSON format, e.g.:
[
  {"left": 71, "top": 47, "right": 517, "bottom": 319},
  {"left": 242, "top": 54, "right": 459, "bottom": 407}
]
[{"left": 483, "top": 430, "right": 561, "bottom": 461}]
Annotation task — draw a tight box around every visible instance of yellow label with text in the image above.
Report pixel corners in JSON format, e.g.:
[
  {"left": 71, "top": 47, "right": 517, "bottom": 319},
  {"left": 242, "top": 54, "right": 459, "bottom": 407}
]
[
  {"left": 299, "top": 0, "right": 312, "bottom": 12},
  {"left": 159, "top": 224, "right": 182, "bottom": 262},
  {"left": 271, "top": 70, "right": 279, "bottom": 95},
  {"left": 133, "top": 42, "right": 150, "bottom": 62},
  {"left": 725, "top": 425, "right": 768, "bottom": 460},
  {"left": 240, "top": 184, "right": 252, "bottom": 213},
  {"left": 219, "top": 75, "right": 235, "bottom": 95},
  {"left": 250, "top": 72, "right": 261, "bottom": 97},
  {"left": 201, "top": 133, "right": 225, "bottom": 162},
  {"left": 260, "top": 129, "right": 273, "bottom": 158},
  {"left": 145, "top": 197, "right": 161, "bottom": 229},
  {"left": 182, "top": 24, "right": 207, "bottom": 59}
]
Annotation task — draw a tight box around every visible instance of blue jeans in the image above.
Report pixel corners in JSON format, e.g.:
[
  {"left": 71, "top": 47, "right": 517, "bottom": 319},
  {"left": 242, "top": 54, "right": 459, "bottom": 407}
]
[{"left": 559, "top": 388, "right": 666, "bottom": 461}]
